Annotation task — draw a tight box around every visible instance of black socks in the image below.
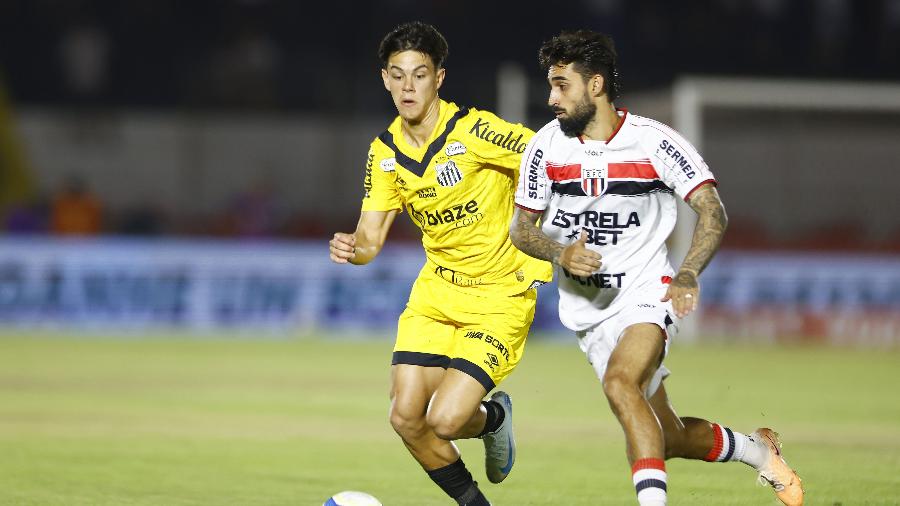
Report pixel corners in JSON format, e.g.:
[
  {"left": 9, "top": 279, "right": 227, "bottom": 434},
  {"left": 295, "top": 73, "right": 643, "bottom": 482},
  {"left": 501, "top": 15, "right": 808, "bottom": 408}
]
[
  {"left": 426, "top": 458, "right": 490, "bottom": 506},
  {"left": 425, "top": 400, "right": 504, "bottom": 505},
  {"left": 477, "top": 400, "right": 505, "bottom": 437}
]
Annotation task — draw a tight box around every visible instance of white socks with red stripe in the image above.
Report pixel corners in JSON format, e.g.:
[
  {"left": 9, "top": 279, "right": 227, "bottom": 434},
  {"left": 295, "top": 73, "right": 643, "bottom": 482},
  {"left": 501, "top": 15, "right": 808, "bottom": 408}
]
[
  {"left": 704, "top": 423, "right": 768, "bottom": 470},
  {"left": 632, "top": 458, "right": 667, "bottom": 505}
]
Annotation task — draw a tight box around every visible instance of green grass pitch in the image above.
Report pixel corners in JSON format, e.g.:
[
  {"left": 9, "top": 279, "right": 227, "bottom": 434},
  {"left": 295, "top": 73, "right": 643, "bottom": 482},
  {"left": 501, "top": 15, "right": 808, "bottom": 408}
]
[{"left": 1, "top": 332, "right": 898, "bottom": 505}]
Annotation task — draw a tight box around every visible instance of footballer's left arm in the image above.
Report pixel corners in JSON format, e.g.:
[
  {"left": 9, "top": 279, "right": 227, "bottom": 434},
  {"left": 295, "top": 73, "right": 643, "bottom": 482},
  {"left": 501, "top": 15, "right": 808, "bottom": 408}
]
[{"left": 663, "top": 183, "right": 728, "bottom": 317}]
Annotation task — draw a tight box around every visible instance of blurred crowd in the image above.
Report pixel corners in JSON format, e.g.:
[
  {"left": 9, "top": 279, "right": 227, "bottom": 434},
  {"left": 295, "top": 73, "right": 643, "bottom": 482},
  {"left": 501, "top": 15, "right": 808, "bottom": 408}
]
[
  {"left": 4, "top": 170, "right": 898, "bottom": 252},
  {"left": 1, "top": 175, "right": 349, "bottom": 240},
  {"left": 0, "top": 0, "right": 898, "bottom": 113}
]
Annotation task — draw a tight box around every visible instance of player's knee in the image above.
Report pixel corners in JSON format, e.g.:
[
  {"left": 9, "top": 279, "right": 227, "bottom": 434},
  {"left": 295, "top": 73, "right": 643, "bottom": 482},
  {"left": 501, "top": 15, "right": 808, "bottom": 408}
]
[
  {"left": 425, "top": 407, "right": 465, "bottom": 441},
  {"left": 602, "top": 371, "right": 640, "bottom": 408},
  {"left": 389, "top": 404, "right": 426, "bottom": 439}
]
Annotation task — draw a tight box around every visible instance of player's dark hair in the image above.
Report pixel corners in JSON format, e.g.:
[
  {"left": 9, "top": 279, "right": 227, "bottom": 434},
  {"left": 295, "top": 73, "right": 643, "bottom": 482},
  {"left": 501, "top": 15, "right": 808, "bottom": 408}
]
[
  {"left": 378, "top": 21, "right": 449, "bottom": 69},
  {"left": 538, "top": 30, "right": 620, "bottom": 101}
]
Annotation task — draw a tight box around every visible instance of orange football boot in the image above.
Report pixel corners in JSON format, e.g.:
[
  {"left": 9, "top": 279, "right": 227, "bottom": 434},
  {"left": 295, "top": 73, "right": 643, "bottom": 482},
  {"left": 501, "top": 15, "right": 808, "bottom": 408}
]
[{"left": 753, "top": 428, "right": 804, "bottom": 506}]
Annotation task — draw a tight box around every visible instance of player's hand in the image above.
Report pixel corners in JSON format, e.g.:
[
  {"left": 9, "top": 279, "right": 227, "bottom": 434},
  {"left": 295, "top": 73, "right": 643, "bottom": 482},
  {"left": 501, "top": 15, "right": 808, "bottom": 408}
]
[
  {"left": 329, "top": 232, "right": 356, "bottom": 264},
  {"left": 558, "top": 230, "right": 602, "bottom": 277},
  {"left": 661, "top": 269, "right": 699, "bottom": 318}
]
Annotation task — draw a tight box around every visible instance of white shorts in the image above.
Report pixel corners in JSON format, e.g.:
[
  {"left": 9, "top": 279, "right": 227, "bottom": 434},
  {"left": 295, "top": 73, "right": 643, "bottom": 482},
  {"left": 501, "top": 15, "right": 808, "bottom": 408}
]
[{"left": 574, "top": 290, "right": 678, "bottom": 399}]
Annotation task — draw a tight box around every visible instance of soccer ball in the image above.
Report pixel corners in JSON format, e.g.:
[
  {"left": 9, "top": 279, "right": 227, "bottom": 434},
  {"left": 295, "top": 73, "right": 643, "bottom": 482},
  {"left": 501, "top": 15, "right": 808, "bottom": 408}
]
[{"left": 323, "top": 491, "right": 383, "bottom": 506}]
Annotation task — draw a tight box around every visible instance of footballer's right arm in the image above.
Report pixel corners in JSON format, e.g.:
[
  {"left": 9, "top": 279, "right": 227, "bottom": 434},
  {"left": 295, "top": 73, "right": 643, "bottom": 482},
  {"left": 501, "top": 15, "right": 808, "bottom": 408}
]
[
  {"left": 509, "top": 207, "right": 601, "bottom": 277},
  {"left": 329, "top": 209, "right": 400, "bottom": 265}
]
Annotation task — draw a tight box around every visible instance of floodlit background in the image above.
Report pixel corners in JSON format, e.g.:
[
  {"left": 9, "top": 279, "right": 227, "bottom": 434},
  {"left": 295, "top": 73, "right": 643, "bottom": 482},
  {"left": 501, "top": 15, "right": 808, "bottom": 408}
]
[{"left": 1, "top": 1, "right": 899, "bottom": 505}]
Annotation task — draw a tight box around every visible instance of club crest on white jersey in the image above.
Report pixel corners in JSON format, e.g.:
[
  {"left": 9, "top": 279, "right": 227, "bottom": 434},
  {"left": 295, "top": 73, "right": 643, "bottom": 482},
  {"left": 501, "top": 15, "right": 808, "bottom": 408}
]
[{"left": 581, "top": 166, "right": 607, "bottom": 197}]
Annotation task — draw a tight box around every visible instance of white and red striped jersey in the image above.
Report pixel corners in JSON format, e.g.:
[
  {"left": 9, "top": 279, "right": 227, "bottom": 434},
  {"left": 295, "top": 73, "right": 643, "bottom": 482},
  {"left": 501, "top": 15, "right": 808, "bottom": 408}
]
[{"left": 514, "top": 110, "right": 716, "bottom": 330}]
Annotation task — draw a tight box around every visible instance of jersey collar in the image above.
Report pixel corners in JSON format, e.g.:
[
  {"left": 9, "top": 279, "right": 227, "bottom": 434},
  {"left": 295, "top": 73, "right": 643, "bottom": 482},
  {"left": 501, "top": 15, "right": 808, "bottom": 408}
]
[
  {"left": 576, "top": 108, "right": 629, "bottom": 145},
  {"left": 606, "top": 108, "right": 629, "bottom": 143},
  {"left": 378, "top": 100, "right": 470, "bottom": 177}
]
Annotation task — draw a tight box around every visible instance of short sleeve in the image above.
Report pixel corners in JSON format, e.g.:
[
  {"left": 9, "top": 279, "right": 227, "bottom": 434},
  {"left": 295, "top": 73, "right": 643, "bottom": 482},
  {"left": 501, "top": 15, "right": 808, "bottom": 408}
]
[
  {"left": 361, "top": 141, "right": 403, "bottom": 212},
  {"left": 647, "top": 124, "right": 717, "bottom": 201},
  {"left": 513, "top": 131, "right": 551, "bottom": 212},
  {"left": 464, "top": 110, "right": 534, "bottom": 171}
]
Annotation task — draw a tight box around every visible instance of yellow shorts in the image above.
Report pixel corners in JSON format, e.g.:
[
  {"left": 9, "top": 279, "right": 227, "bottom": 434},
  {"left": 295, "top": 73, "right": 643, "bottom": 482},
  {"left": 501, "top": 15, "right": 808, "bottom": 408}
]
[{"left": 392, "top": 275, "right": 538, "bottom": 392}]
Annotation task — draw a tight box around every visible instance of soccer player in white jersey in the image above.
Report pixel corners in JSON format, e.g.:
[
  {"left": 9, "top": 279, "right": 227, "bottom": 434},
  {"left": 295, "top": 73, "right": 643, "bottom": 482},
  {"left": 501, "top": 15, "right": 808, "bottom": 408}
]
[{"left": 509, "top": 30, "right": 804, "bottom": 505}]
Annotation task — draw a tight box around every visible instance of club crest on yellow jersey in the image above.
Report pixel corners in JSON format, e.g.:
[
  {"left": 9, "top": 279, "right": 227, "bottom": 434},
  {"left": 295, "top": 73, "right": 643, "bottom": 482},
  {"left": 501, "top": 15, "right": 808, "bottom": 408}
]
[{"left": 436, "top": 160, "right": 463, "bottom": 187}]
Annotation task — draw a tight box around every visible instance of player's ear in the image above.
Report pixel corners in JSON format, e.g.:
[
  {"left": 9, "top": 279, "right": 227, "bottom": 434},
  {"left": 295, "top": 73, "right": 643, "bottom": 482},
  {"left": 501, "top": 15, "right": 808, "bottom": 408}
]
[
  {"left": 591, "top": 75, "right": 605, "bottom": 98},
  {"left": 381, "top": 68, "right": 390, "bottom": 92},
  {"left": 435, "top": 67, "right": 446, "bottom": 90}
]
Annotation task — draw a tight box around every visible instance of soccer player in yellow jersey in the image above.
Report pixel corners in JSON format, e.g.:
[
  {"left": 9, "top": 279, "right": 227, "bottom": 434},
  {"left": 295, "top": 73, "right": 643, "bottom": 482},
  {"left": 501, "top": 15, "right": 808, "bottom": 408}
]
[{"left": 329, "top": 21, "right": 551, "bottom": 506}]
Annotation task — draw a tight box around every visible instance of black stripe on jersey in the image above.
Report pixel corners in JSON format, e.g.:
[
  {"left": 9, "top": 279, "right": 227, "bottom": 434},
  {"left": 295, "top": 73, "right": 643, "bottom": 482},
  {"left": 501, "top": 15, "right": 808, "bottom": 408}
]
[
  {"left": 551, "top": 180, "right": 674, "bottom": 197},
  {"left": 376, "top": 107, "right": 470, "bottom": 177}
]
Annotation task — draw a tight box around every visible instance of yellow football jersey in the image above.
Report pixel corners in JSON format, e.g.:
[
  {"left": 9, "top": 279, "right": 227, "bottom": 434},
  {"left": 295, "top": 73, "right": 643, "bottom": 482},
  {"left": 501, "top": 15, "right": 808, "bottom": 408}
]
[{"left": 362, "top": 99, "right": 552, "bottom": 296}]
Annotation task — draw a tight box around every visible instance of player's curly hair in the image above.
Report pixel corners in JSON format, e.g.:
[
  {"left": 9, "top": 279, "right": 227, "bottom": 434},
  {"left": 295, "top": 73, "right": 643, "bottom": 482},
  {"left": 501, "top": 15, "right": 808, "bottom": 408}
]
[
  {"left": 538, "top": 30, "right": 621, "bottom": 101},
  {"left": 378, "top": 21, "right": 449, "bottom": 69}
]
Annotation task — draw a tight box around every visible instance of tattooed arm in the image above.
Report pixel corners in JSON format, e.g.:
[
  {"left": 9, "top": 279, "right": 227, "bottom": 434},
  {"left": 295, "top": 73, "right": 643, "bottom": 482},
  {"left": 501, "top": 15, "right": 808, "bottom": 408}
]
[
  {"left": 662, "top": 183, "right": 728, "bottom": 317},
  {"left": 681, "top": 184, "right": 729, "bottom": 276},
  {"left": 509, "top": 207, "right": 602, "bottom": 277}
]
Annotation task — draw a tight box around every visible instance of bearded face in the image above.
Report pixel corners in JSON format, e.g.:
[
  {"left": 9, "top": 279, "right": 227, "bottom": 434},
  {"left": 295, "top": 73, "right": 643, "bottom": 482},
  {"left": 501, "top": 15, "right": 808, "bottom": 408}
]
[{"left": 552, "top": 90, "right": 597, "bottom": 137}]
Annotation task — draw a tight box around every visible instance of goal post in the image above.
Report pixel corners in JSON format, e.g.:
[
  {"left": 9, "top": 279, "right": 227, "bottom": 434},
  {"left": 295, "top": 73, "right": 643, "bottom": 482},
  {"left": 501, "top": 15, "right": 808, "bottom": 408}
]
[{"left": 671, "top": 76, "right": 900, "bottom": 340}]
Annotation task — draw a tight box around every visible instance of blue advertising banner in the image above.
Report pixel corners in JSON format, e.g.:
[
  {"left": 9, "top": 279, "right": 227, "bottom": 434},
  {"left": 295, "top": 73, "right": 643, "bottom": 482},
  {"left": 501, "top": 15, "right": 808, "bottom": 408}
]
[
  {"left": 700, "top": 251, "right": 900, "bottom": 345},
  {"left": 1, "top": 239, "right": 897, "bottom": 344},
  {"left": 0, "top": 238, "right": 563, "bottom": 333}
]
